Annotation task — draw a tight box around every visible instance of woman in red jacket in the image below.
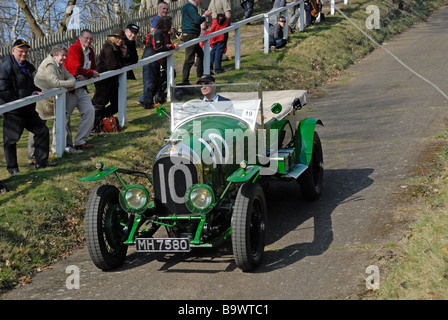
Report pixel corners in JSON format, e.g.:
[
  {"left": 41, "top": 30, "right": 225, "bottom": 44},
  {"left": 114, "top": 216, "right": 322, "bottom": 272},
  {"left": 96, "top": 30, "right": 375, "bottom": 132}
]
[{"left": 91, "top": 28, "right": 126, "bottom": 130}]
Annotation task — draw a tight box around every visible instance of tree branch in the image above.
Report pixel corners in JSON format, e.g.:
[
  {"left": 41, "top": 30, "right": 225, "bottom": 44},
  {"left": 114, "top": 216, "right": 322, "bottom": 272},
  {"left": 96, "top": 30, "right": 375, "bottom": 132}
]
[{"left": 15, "top": 0, "right": 45, "bottom": 38}]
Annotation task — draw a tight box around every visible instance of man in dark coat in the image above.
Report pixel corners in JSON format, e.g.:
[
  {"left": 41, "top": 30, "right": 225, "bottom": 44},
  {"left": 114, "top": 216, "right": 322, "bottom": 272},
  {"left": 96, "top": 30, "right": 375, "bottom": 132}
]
[
  {"left": 0, "top": 39, "right": 57, "bottom": 174},
  {"left": 124, "top": 23, "right": 139, "bottom": 80},
  {"left": 180, "top": 0, "right": 212, "bottom": 85}
]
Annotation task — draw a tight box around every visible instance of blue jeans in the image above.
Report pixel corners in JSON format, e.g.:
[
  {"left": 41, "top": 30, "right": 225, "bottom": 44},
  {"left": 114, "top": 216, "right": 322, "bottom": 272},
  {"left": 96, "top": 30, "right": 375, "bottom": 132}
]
[
  {"left": 305, "top": 3, "right": 312, "bottom": 26},
  {"left": 210, "top": 41, "right": 226, "bottom": 73},
  {"left": 268, "top": 35, "right": 287, "bottom": 49},
  {"left": 138, "top": 61, "right": 160, "bottom": 108}
]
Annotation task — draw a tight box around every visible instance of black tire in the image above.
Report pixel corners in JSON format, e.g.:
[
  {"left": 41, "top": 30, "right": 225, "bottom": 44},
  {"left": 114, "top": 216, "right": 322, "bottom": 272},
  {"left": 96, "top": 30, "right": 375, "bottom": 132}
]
[
  {"left": 85, "top": 185, "right": 129, "bottom": 271},
  {"left": 232, "top": 183, "right": 267, "bottom": 271},
  {"left": 298, "top": 132, "right": 323, "bottom": 201}
]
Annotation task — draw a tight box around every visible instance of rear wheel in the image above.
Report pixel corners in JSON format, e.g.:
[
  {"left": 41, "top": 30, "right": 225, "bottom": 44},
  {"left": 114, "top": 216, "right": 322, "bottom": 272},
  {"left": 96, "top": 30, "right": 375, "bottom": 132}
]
[
  {"left": 232, "top": 183, "right": 267, "bottom": 271},
  {"left": 85, "top": 185, "right": 129, "bottom": 271},
  {"left": 298, "top": 132, "right": 323, "bottom": 201}
]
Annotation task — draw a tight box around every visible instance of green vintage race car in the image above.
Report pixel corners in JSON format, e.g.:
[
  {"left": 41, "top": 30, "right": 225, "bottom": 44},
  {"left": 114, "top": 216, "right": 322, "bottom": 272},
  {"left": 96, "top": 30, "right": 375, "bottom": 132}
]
[{"left": 81, "top": 82, "right": 323, "bottom": 272}]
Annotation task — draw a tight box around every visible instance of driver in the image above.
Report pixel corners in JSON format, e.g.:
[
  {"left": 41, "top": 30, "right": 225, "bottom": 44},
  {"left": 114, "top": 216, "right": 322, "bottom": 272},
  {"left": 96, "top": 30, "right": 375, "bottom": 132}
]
[
  {"left": 197, "top": 74, "right": 229, "bottom": 102},
  {"left": 197, "top": 74, "right": 234, "bottom": 113}
]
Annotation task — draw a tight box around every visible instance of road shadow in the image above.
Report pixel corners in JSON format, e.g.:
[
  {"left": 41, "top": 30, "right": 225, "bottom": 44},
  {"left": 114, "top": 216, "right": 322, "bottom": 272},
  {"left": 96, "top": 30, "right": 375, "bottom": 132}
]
[
  {"left": 116, "top": 168, "right": 374, "bottom": 273},
  {"left": 257, "top": 167, "right": 374, "bottom": 273}
]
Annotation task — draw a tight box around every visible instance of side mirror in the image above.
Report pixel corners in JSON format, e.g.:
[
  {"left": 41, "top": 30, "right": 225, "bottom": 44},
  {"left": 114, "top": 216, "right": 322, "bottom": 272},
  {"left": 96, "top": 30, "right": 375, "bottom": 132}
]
[
  {"left": 292, "top": 97, "right": 302, "bottom": 110},
  {"left": 156, "top": 105, "right": 170, "bottom": 119},
  {"left": 271, "top": 103, "right": 282, "bottom": 114}
]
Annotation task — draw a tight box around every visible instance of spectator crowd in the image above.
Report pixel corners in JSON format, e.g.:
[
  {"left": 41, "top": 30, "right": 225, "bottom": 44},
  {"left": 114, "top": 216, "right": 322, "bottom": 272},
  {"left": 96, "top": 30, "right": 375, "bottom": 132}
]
[{"left": 0, "top": 0, "right": 322, "bottom": 193}]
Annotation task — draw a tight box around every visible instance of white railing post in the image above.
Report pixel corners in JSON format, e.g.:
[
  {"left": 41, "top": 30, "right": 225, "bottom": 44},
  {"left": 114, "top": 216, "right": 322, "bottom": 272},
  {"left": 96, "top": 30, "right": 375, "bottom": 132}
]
[
  {"left": 166, "top": 54, "right": 175, "bottom": 101},
  {"left": 203, "top": 39, "right": 211, "bottom": 75},
  {"left": 264, "top": 14, "right": 270, "bottom": 54},
  {"left": 331, "top": 0, "right": 335, "bottom": 15},
  {"left": 54, "top": 91, "right": 66, "bottom": 157},
  {"left": 234, "top": 26, "right": 241, "bottom": 70},
  {"left": 299, "top": 0, "right": 305, "bottom": 31},
  {"left": 118, "top": 72, "right": 127, "bottom": 128}
]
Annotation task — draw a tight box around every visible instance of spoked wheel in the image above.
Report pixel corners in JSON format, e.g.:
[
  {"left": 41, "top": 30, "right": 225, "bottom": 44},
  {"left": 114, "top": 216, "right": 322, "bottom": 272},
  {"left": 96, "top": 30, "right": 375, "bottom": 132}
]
[
  {"left": 85, "top": 185, "right": 129, "bottom": 271},
  {"left": 298, "top": 132, "right": 323, "bottom": 201},
  {"left": 232, "top": 182, "right": 267, "bottom": 272}
]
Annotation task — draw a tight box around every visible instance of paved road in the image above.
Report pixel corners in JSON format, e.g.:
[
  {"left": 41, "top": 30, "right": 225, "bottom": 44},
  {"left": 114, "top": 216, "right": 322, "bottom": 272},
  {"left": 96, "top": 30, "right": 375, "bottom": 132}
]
[{"left": 3, "top": 5, "right": 448, "bottom": 302}]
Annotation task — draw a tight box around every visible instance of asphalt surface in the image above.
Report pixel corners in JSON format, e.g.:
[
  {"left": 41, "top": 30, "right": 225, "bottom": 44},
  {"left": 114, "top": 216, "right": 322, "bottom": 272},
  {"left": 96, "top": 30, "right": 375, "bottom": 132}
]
[{"left": 3, "top": 5, "right": 448, "bottom": 302}]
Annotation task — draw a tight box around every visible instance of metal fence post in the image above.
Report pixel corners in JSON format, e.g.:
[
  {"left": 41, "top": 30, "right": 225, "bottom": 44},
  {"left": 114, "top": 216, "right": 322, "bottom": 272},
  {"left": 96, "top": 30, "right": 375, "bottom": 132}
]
[
  {"left": 54, "top": 92, "right": 67, "bottom": 157},
  {"left": 118, "top": 72, "right": 127, "bottom": 128},
  {"left": 299, "top": 0, "right": 305, "bottom": 31},
  {"left": 264, "top": 14, "right": 270, "bottom": 54},
  {"left": 167, "top": 54, "right": 175, "bottom": 101},
  {"left": 203, "top": 39, "right": 211, "bottom": 75},
  {"left": 234, "top": 26, "right": 241, "bottom": 70}
]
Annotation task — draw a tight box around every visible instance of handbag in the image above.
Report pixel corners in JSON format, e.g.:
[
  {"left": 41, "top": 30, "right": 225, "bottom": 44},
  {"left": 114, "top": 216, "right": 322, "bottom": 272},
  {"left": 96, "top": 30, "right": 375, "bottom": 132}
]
[{"left": 99, "top": 116, "right": 120, "bottom": 133}]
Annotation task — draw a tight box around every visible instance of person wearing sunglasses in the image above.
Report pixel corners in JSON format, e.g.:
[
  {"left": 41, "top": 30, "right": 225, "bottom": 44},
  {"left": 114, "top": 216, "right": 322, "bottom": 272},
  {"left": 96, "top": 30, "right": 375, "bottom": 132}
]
[{"left": 268, "top": 16, "right": 288, "bottom": 50}]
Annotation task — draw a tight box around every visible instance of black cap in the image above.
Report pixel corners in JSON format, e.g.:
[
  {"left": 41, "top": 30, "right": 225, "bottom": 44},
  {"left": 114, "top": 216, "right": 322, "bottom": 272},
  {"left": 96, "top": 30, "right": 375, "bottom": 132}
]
[
  {"left": 126, "top": 23, "right": 139, "bottom": 33},
  {"left": 13, "top": 39, "right": 31, "bottom": 48},
  {"left": 197, "top": 74, "right": 215, "bottom": 84}
]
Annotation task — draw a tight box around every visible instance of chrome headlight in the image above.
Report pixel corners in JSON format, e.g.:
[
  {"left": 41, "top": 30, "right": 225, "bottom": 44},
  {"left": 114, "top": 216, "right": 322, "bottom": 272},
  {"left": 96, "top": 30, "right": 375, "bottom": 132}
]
[
  {"left": 119, "top": 185, "right": 149, "bottom": 214},
  {"left": 185, "top": 184, "right": 215, "bottom": 214}
]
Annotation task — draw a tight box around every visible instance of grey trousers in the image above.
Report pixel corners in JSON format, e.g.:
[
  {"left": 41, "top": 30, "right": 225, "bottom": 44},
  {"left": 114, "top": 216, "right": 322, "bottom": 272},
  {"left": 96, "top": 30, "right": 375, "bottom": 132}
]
[
  {"left": 66, "top": 88, "right": 95, "bottom": 147},
  {"left": 28, "top": 87, "right": 94, "bottom": 158}
]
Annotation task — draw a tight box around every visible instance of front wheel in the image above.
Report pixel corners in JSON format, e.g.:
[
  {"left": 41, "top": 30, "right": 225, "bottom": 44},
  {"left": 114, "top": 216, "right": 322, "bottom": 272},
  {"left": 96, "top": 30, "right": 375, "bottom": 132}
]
[
  {"left": 85, "top": 185, "right": 129, "bottom": 271},
  {"left": 298, "top": 132, "right": 323, "bottom": 201},
  {"left": 232, "top": 182, "right": 267, "bottom": 272}
]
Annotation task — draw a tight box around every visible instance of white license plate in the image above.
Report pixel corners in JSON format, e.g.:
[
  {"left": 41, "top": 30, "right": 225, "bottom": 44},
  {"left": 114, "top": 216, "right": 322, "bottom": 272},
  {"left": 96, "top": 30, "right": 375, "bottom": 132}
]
[{"left": 135, "top": 238, "right": 190, "bottom": 252}]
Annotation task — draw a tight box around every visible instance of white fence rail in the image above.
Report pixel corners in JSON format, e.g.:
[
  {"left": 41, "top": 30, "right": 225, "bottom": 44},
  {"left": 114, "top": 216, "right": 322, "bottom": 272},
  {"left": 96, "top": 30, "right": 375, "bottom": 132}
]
[{"left": 0, "top": 1, "right": 305, "bottom": 158}]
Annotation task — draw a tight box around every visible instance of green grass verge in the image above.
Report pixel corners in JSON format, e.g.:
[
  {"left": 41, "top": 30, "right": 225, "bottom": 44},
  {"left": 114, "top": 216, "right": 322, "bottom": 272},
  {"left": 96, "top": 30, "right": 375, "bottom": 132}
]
[
  {"left": 370, "top": 139, "right": 448, "bottom": 299},
  {"left": 1, "top": 0, "right": 447, "bottom": 294}
]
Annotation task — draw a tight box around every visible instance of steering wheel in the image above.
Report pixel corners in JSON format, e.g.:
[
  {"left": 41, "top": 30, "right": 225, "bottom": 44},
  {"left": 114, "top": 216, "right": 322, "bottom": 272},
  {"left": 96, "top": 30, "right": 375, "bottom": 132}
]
[{"left": 181, "top": 99, "right": 218, "bottom": 112}]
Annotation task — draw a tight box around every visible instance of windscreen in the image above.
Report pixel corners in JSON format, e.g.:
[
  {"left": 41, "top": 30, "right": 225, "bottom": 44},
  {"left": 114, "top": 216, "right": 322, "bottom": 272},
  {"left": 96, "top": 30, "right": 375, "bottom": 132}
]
[{"left": 170, "top": 83, "right": 263, "bottom": 130}]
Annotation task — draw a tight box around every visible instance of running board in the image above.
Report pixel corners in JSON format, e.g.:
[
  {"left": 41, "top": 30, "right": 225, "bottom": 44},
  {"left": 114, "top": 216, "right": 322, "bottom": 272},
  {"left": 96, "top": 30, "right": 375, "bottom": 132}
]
[{"left": 285, "top": 164, "right": 308, "bottom": 179}]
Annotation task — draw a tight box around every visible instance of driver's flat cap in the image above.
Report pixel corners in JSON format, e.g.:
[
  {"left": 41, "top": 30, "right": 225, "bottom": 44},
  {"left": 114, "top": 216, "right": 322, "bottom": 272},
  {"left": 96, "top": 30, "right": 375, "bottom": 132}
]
[{"left": 197, "top": 74, "right": 215, "bottom": 84}]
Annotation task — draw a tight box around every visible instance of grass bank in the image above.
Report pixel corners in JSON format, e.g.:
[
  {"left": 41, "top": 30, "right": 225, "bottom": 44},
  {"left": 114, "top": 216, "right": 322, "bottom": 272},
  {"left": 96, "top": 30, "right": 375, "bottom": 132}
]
[
  {"left": 1, "top": 0, "right": 447, "bottom": 295},
  {"left": 371, "top": 134, "right": 448, "bottom": 299}
]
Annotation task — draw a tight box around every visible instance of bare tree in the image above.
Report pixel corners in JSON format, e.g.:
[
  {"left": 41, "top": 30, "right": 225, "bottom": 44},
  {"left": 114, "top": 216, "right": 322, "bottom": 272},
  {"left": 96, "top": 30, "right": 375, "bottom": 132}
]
[
  {"left": 112, "top": 0, "right": 121, "bottom": 16},
  {"left": 15, "top": 0, "right": 45, "bottom": 38},
  {"left": 58, "top": 0, "right": 78, "bottom": 32}
]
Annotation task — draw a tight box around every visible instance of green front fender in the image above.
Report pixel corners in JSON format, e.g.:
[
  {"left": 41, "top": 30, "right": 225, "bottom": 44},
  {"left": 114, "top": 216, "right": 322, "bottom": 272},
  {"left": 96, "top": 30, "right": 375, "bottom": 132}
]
[
  {"left": 295, "top": 118, "right": 323, "bottom": 166},
  {"left": 80, "top": 165, "right": 152, "bottom": 184},
  {"left": 80, "top": 167, "right": 119, "bottom": 181}
]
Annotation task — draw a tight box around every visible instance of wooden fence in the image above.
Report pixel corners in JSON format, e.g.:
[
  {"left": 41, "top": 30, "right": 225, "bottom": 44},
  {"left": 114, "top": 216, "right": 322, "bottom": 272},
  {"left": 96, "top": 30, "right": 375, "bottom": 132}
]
[
  {"left": 0, "top": 0, "right": 250, "bottom": 67},
  {"left": 0, "top": 0, "right": 187, "bottom": 66}
]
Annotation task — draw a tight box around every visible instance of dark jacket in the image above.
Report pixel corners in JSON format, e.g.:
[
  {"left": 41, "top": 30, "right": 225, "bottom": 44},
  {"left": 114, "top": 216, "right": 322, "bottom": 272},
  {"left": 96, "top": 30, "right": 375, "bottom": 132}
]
[
  {"left": 181, "top": 2, "right": 206, "bottom": 35},
  {"left": 269, "top": 23, "right": 284, "bottom": 40},
  {"left": 96, "top": 41, "right": 124, "bottom": 74},
  {"left": 0, "top": 54, "right": 40, "bottom": 115},
  {"left": 124, "top": 38, "right": 138, "bottom": 80},
  {"left": 142, "top": 28, "right": 176, "bottom": 67},
  {"left": 95, "top": 41, "right": 125, "bottom": 86}
]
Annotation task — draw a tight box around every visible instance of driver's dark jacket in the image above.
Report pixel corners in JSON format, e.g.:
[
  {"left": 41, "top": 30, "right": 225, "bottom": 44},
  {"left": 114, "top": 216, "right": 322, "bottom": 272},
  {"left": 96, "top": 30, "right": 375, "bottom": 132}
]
[
  {"left": 0, "top": 54, "right": 40, "bottom": 115},
  {"left": 142, "top": 28, "right": 176, "bottom": 67}
]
